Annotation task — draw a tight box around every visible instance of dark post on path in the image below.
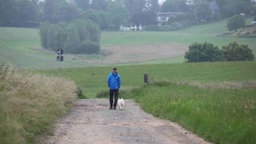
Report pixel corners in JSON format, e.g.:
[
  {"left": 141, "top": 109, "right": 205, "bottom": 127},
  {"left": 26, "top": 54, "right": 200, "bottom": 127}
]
[
  {"left": 57, "top": 49, "right": 64, "bottom": 77},
  {"left": 144, "top": 74, "right": 149, "bottom": 84}
]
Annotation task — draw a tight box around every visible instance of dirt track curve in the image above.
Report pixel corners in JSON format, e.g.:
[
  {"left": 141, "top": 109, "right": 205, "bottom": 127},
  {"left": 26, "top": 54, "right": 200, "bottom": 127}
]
[{"left": 38, "top": 99, "right": 211, "bottom": 144}]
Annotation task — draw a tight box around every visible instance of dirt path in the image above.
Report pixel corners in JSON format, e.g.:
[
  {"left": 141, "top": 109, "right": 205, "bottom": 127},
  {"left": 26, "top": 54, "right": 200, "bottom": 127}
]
[{"left": 38, "top": 99, "right": 211, "bottom": 144}]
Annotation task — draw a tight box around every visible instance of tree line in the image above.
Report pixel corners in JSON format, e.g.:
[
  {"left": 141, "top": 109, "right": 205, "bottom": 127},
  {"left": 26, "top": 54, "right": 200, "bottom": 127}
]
[
  {"left": 1, "top": 0, "right": 255, "bottom": 29},
  {"left": 158, "top": 0, "right": 256, "bottom": 30},
  {"left": 1, "top": 0, "right": 255, "bottom": 54},
  {"left": 0, "top": 0, "right": 158, "bottom": 29}
]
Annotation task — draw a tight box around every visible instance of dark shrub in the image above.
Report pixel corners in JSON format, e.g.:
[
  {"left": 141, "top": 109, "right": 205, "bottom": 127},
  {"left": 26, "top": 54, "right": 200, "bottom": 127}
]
[
  {"left": 221, "top": 41, "right": 255, "bottom": 61},
  {"left": 77, "top": 40, "right": 100, "bottom": 54},
  {"left": 185, "top": 42, "right": 223, "bottom": 62},
  {"left": 227, "top": 15, "right": 245, "bottom": 31}
]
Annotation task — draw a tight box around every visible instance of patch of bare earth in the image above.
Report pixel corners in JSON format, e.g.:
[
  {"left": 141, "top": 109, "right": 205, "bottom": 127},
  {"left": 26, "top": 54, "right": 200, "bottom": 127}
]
[
  {"left": 101, "top": 43, "right": 188, "bottom": 64},
  {"left": 38, "top": 99, "right": 211, "bottom": 144}
]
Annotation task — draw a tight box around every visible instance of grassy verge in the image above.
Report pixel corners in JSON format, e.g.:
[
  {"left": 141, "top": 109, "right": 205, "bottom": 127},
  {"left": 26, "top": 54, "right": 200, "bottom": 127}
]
[
  {"left": 0, "top": 64, "right": 78, "bottom": 144},
  {"left": 41, "top": 61, "right": 256, "bottom": 144},
  {"left": 42, "top": 61, "right": 256, "bottom": 98},
  {"left": 130, "top": 81, "right": 256, "bottom": 144}
]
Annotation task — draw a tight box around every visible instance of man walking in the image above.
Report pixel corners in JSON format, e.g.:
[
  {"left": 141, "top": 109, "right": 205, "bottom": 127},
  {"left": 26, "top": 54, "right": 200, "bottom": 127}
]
[{"left": 107, "top": 68, "right": 121, "bottom": 110}]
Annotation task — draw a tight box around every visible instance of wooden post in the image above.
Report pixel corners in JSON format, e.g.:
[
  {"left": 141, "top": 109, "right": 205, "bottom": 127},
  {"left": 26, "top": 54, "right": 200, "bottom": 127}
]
[{"left": 144, "top": 74, "right": 149, "bottom": 84}]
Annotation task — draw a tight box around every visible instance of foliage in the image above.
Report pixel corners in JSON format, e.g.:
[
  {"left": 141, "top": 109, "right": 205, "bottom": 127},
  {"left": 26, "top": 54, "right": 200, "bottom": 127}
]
[
  {"left": 0, "top": 0, "right": 255, "bottom": 30},
  {"left": 96, "top": 89, "right": 133, "bottom": 98},
  {"left": 222, "top": 41, "right": 255, "bottom": 61},
  {"left": 76, "top": 87, "right": 86, "bottom": 99},
  {"left": 216, "top": 0, "right": 252, "bottom": 17},
  {"left": 160, "top": 0, "right": 253, "bottom": 29},
  {"left": 106, "top": 1, "right": 130, "bottom": 30},
  {"left": 123, "top": 0, "right": 159, "bottom": 26},
  {"left": 161, "top": 0, "right": 188, "bottom": 13},
  {"left": 193, "top": 1, "right": 212, "bottom": 22},
  {"left": 90, "top": 0, "right": 108, "bottom": 10},
  {"left": 81, "top": 9, "right": 105, "bottom": 29},
  {"left": 130, "top": 81, "right": 256, "bottom": 144},
  {"left": 0, "top": 0, "right": 39, "bottom": 27},
  {"left": 227, "top": 15, "right": 246, "bottom": 31},
  {"left": 164, "top": 14, "right": 198, "bottom": 30},
  {"left": 131, "top": 10, "right": 158, "bottom": 26},
  {"left": 185, "top": 41, "right": 255, "bottom": 63},
  {"left": 39, "top": 19, "right": 100, "bottom": 54},
  {"left": 77, "top": 40, "right": 100, "bottom": 54},
  {"left": 74, "top": 0, "right": 90, "bottom": 11},
  {"left": 185, "top": 42, "right": 223, "bottom": 62},
  {"left": 41, "top": 0, "right": 80, "bottom": 23},
  {"left": 0, "top": 64, "right": 77, "bottom": 144}
]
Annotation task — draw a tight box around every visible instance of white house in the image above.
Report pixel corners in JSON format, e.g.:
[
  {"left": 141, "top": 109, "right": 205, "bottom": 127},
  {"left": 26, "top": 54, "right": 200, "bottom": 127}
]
[{"left": 157, "top": 12, "right": 184, "bottom": 25}]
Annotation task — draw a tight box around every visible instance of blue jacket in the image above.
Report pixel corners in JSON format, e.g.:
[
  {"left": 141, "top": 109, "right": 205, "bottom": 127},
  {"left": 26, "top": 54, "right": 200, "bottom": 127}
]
[{"left": 107, "top": 72, "right": 121, "bottom": 90}]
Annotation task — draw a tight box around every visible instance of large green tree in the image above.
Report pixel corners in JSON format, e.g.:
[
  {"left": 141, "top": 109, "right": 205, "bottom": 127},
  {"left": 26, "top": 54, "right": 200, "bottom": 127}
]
[
  {"left": 90, "top": 0, "right": 108, "bottom": 10},
  {"left": 41, "top": 0, "right": 80, "bottom": 23},
  {"left": 124, "top": 0, "right": 158, "bottom": 25},
  {"left": 40, "top": 19, "right": 100, "bottom": 54},
  {"left": 193, "top": 1, "right": 212, "bottom": 22},
  {"left": 227, "top": 15, "right": 245, "bottom": 31},
  {"left": 215, "top": 0, "right": 252, "bottom": 17},
  {"left": 106, "top": 1, "right": 129, "bottom": 29},
  {"left": 161, "top": 0, "right": 188, "bottom": 12},
  {"left": 74, "top": 0, "right": 90, "bottom": 11},
  {"left": 0, "top": 0, "right": 39, "bottom": 27}
]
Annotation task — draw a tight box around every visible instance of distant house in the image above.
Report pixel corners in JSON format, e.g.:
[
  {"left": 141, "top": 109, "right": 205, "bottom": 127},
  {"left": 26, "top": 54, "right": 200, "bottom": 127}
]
[
  {"left": 157, "top": 12, "right": 184, "bottom": 25},
  {"left": 252, "top": 18, "right": 256, "bottom": 27}
]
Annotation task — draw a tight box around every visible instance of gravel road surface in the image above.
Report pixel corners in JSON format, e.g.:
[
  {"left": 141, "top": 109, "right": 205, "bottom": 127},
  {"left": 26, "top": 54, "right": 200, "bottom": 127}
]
[{"left": 38, "top": 99, "right": 211, "bottom": 144}]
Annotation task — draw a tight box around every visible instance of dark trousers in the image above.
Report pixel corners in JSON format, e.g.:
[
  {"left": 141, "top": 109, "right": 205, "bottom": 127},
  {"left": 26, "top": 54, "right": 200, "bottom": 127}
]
[{"left": 109, "top": 89, "right": 118, "bottom": 108}]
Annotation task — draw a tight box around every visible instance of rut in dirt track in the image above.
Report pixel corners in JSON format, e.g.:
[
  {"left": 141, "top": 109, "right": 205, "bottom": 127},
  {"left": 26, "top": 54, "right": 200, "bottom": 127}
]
[{"left": 38, "top": 99, "right": 211, "bottom": 144}]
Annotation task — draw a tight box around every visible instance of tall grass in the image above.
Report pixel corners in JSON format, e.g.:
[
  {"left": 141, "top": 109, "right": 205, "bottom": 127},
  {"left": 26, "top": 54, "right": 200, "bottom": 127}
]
[
  {"left": 130, "top": 81, "right": 256, "bottom": 144},
  {"left": 0, "top": 64, "right": 78, "bottom": 144},
  {"left": 42, "top": 61, "right": 256, "bottom": 98}
]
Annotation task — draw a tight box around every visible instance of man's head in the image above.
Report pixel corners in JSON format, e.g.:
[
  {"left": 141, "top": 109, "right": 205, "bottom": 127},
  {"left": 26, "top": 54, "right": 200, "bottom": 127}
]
[{"left": 112, "top": 67, "right": 117, "bottom": 73}]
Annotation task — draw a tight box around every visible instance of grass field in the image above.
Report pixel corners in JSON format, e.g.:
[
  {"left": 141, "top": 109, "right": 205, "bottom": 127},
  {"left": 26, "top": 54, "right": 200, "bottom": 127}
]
[
  {"left": 1, "top": 19, "right": 256, "bottom": 69},
  {"left": 1, "top": 20, "right": 256, "bottom": 144},
  {"left": 43, "top": 61, "right": 256, "bottom": 98},
  {"left": 42, "top": 61, "right": 256, "bottom": 144},
  {"left": 130, "top": 82, "right": 256, "bottom": 144}
]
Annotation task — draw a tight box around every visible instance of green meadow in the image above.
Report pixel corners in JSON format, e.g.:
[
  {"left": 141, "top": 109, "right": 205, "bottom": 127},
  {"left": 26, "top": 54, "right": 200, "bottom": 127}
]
[
  {"left": 44, "top": 62, "right": 256, "bottom": 98},
  {"left": 101, "top": 20, "right": 256, "bottom": 51},
  {"left": 1, "top": 19, "right": 256, "bottom": 144},
  {"left": 1, "top": 19, "right": 256, "bottom": 69},
  {"left": 43, "top": 62, "right": 256, "bottom": 144}
]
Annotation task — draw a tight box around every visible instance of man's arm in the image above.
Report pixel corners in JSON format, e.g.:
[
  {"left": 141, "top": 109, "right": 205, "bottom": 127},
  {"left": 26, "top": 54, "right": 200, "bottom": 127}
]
[
  {"left": 118, "top": 75, "right": 121, "bottom": 89},
  {"left": 107, "top": 74, "right": 111, "bottom": 87}
]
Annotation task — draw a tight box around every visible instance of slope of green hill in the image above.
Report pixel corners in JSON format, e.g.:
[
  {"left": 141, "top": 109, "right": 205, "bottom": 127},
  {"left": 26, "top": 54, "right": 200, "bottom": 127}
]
[{"left": 0, "top": 19, "right": 256, "bottom": 69}]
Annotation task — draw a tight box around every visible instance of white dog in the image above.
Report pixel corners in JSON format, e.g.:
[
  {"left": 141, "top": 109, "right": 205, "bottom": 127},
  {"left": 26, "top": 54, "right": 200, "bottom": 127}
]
[{"left": 117, "top": 98, "right": 124, "bottom": 110}]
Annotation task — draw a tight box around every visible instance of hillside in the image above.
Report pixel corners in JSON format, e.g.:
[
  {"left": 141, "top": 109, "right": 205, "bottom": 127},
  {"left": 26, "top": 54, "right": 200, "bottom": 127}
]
[
  {"left": 1, "top": 19, "right": 256, "bottom": 144},
  {"left": 0, "top": 20, "right": 256, "bottom": 69},
  {"left": 43, "top": 61, "right": 256, "bottom": 144}
]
